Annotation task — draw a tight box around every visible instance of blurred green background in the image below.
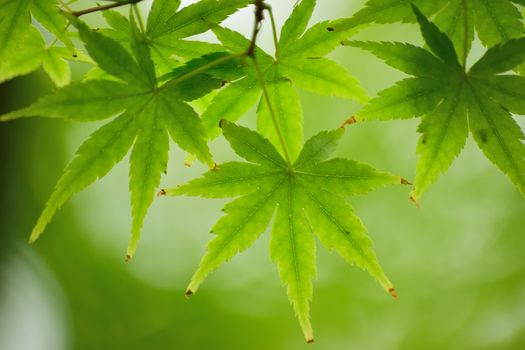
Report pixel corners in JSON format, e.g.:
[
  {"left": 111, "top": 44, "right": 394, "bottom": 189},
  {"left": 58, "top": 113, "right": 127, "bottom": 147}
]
[{"left": 1, "top": 1, "right": 525, "bottom": 349}]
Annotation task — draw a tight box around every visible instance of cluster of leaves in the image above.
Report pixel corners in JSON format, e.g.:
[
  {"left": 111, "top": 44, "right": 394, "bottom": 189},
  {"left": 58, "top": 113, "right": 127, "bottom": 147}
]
[
  {"left": 0, "top": 0, "right": 80, "bottom": 85},
  {"left": 1, "top": 0, "right": 525, "bottom": 342},
  {"left": 1, "top": 0, "right": 254, "bottom": 258},
  {"left": 200, "top": 0, "right": 368, "bottom": 158}
]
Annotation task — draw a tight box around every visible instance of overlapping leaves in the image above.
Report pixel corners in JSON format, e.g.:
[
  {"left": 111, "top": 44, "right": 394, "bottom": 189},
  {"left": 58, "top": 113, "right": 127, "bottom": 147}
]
[
  {"left": 166, "top": 121, "right": 403, "bottom": 342},
  {"left": 349, "top": 6, "right": 525, "bottom": 200},
  {"left": 200, "top": 0, "right": 368, "bottom": 160},
  {"left": 334, "top": 0, "right": 525, "bottom": 62},
  {"left": 0, "top": 3, "right": 244, "bottom": 258},
  {"left": 0, "top": 0, "right": 77, "bottom": 84},
  {"left": 98, "top": 0, "right": 250, "bottom": 76},
  {"left": 2, "top": 0, "right": 523, "bottom": 342}
]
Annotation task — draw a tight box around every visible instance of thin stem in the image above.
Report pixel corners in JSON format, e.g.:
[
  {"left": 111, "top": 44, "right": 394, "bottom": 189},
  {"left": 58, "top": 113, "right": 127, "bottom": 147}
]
[
  {"left": 58, "top": 0, "right": 73, "bottom": 12},
  {"left": 247, "top": 0, "right": 265, "bottom": 57},
  {"left": 461, "top": 0, "right": 469, "bottom": 68},
  {"left": 252, "top": 57, "right": 293, "bottom": 169},
  {"left": 266, "top": 7, "right": 280, "bottom": 59},
  {"left": 133, "top": 4, "right": 146, "bottom": 33},
  {"left": 246, "top": 0, "right": 292, "bottom": 168},
  {"left": 160, "top": 53, "right": 242, "bottom": 91},
  {"left": 71, "top": 0, "right": 143, "bottom": 17}
]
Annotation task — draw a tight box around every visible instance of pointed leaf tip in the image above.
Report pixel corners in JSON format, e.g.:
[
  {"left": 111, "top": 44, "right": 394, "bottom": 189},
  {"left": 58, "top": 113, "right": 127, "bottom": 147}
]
[
  {"left": 409, "top": 195, "right": 420, "bottom": 209},
  {"left": 340, "top": 115, "right": 358, "bottom": 128},
  {"left": 401, "top": 178, "right": 411, "bottom": 185},
  {"left": 157, "top": 189, "right": 167, "bottom": 197},
  {"left": 185, "top": 289, "right": 194, "bottom": 299},
  {"left": 28, "top": 222, "right": 45, "bottom": 244},
  {"left": 184, "top": 153, "right": 197, "bottom": 168},
  {"left": 388, "top": 287, "right": 398, "bottom": 300},
  {"left": 126, "top": 240, "right": 138, "bottom": 262},
  {"left": 306, "top": 337, "right": 315, "bottom": 344}
]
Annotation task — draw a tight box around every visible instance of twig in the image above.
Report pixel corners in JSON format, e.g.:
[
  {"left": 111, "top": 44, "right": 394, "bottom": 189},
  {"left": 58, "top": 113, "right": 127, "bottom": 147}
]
[
  {"left": 252, "top": 57, "right": 294, "bottom": 169},
  {"left": 71, "top": 0, "right": 143, "bottom": 17},
  {"left": 160, "top": 53, "right": 243, "bottom": 91},
  {"left": 247, "top": 1, "right": 293, "bottom": 168}
]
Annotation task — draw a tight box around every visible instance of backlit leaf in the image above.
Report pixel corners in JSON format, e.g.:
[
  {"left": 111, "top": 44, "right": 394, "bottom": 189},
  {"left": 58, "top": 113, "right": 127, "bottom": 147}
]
[{"left": 166, "top": 121, "right": 402, "bottom": 341}]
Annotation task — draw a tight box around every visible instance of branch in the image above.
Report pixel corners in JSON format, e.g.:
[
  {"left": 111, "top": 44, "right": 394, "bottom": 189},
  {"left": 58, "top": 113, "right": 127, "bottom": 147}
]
[
  {"left": 247, "top": 1, "right": 293, "bottom": 169},
  {"left": 246, "top": 0, "right": 266, "bottom": 58},
  {"left": 71, "top": 0, "right": 144, "bottom": 17}
]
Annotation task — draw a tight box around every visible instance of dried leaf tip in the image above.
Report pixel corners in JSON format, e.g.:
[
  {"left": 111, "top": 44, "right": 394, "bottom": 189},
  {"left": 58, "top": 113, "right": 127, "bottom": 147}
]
[
  {"left": 306, "top": 337, "right": 315, "bottom": 344},
  {"left": 184, "top": 154, "right": 197, "bottom": 168},
  {"left": 400, "top": 178, "right": 412, "bottom": 185},
  {"left": 340, "top": 116, "right": 357, "bottom": 129},
  {"left": 185, "top": 289, "right": 194, "bottom": 299},
  {"left": 157, "top": 189, "right": 167, "bottom": 197},
  {"left": 219, "top": 119, "right": 228, "bottom": 128},
  {"left": 125, "top": 254, "right": 133, "bottom": 262},
  {"left": 388, "top": 287, "right": 398, "bottom": 301},
  {"left": 409, "top": 196, "right": 420, "bottom": 209}
]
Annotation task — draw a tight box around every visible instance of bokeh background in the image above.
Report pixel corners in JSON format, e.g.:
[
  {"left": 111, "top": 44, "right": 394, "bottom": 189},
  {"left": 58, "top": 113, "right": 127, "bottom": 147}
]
[{"left": 1, "top": 1, "right": 525, "bottom": 349}]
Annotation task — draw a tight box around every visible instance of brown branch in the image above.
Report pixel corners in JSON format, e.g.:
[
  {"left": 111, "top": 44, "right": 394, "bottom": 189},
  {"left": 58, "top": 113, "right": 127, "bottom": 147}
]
[
  {"left": 246, "top": 0, "right": 267, "bottom": 57},
  {"left": 71, "top": 0, "right": 143, "bottom": 17}
]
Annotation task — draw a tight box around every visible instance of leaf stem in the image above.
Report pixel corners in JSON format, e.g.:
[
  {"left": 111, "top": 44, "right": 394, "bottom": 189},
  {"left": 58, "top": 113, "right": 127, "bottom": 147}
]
[
  {"left": 132, "top": 4, "right": 146, "bottom": 33},
  {"left": 245, "top": 0, "right": 293, "bottom": 169},
  {"left": 266, "top": 6, "right": 280, "bottom": 59},
  {"left": 246, "top": 0, "right": 265, "bottom": 57},
  {"left": 58, "top": 0, "right": 73, "bottom": 12},
  {"left": 160, "top": 53, "right": 242, "bottom": 91},
  {"left": 71, "top": 0, "right": 143, "bottom": 17},
  {"left": 252, "top": 57, "right": 293, "bottom": 169}
]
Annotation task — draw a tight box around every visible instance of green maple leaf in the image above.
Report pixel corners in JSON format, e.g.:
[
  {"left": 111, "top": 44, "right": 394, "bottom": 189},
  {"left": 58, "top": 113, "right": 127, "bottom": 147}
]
[
  {"left": 103, "top": 0, "right": 251, "bottom": 75},
  {"left": 519, "top": 7, "right": 525, "bottom": 76},
  {"left": 200, "top": 0, "right": 368, "bottom": 160},
  {"left": 0, "top": 15, "right": 218, "bottom": 259},
  {"left": 333, "top": 0, "right": 524, "bottom": 63},
  {"left": 98, "top": 9, "right": 246, "bottom": 88},
  {"left": 165, "top": 120, "right": 404, "bottom": 342},
  {"left": 0, "top": 0, "right": 76, "bottom": 81},
  {"left": 0, "top": 26, "right": 90, "bottom": 86},
  {"left": 348, "top": 5, "right": 525, "bottom": 201}
]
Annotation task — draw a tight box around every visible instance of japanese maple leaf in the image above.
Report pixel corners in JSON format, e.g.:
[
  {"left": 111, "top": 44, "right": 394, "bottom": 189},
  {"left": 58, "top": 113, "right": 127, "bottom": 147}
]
[
  {"left": 0, "top": 0, "right": 76, "bottom": 82},
  {"left": 0, "top": 16, "right": 217, "bottom": 259},
  {"left": 349, "top": 5, "right": 525, "bottom": 201},
  {"left": 98, "top": 0, "right": 251, "bottom": 75},
  {"left": 0, "top": 26, "right": 89, "bottom": 87},
  {"left": 165, "top": 120, "right": 405, "bottom": 342},
  {"left": 333, "top": 0, "right": 525, "bottom": 63},
  {"left": 199, "top": 0, "right": 368, "bottom": 160}
]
